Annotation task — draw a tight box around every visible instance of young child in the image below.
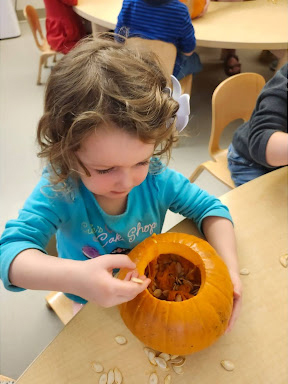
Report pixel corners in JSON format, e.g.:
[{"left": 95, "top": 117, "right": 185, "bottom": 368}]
[
  {"left": 228, "top": 63, "right": 288, "bottom": 186},
  {"left": 0, "top": 36, "right": 241, "bottom": 330},
  {"left": 43, "top": 0, "right": 86, "bottom": 54},
  {"left": 115, "top": 0, "right": 202, "bottom": 81}
]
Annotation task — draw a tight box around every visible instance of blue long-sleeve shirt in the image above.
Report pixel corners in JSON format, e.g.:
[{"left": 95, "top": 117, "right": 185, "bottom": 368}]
[
  {"left": 115, "top": 0, "right": 196, "bottom": 76},
  {"left": 0, "top": 164, "right": 232, "bottom": 303}
]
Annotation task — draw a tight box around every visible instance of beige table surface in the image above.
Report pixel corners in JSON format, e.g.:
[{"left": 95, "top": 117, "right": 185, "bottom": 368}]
[
  {"left": 15, "top": 166, "right": 288, "bottom": 383},
  {"left": 74, "top": 0, "right": 288, "bottom": 49}
]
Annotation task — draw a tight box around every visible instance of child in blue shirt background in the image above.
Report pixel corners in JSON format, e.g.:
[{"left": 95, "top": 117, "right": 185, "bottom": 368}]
[
  {"left": 0, "top": 36, "right": 241, "bottom": 330},
  {"left": 115, "top": 0, "right": 202, "bottom": 80}
]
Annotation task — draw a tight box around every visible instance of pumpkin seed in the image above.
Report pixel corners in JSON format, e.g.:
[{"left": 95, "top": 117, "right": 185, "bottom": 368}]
[
  {"left": 164, "top": 374, "right": 172, "bottom": 384},
  {"left": 148, "top": 351, "right": 157, "bottom": 365},
  {"left": 149, "top": 372, "right": 159, "bottom": 384},
  {"left": 240, "top": 268, "right": 250, "bottom": 275},
  {"left": 220, "top": 360, "right": 235, "bottom": 371},
  {"left": 114, "top": 368, "right": 122, "bottom": 384},
  {"left": 153, "top": 289, "right": 162, "bottom": 298},
  {"left": 131, "top": 277, "right": 144, "bottom": 284},
  {"left": 159, "top": 352, "right": 171, "bottom": 361},
  {"left": 170, "top": 354, "right": 179, "bottom": 360},
  {"left": 107, "top": 369, "right": 114, "bottom": 384},
  {"left": 144, "top": 347, "right": 155, "bottom": 356},
  {"left": 91, "top": 362, "right": 104, "bottom": 373},
  {"left": 114, "top": 335, "right": 127, "bottom": 345},
  {"left": 279, "top": 254, "right": 288, "bottom": 268},
  {"left": 175, "top": 294, "right": 182, "bottom": 302},
  {"left": 99, "top": 373, "right": 108, "bottom": 384},
  {"left": 172, "top": 365, "right": 184, "bottom": 374},
  {"left": 155, "top": 356, "right": 167, "bottom": 369},
  {"left": 170, "top": 356, "right": 186, "bottom": 367}
]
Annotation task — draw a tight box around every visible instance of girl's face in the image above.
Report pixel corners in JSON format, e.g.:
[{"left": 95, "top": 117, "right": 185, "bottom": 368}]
[{"left": 76, "top": 123, "right": 155, "bottom": 203}]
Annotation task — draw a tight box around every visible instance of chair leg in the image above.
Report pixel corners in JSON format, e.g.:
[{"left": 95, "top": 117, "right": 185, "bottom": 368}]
[
  {"left": 45, "top": 291, "right": 74, "bottom": 325},
  {"left": 37, "top": 56, "right": 46, "bottom": 85},
  {"left": 189, "top": 164, "right": 205, "bottom": 183}
]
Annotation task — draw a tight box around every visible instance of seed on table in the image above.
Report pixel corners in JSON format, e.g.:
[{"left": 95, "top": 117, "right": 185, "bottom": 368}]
[
  {"left": 170, "top": 356, "right": 186, "bottom": 367},
  {"left": 114, "top": 368, "right": 122, "bottom": 384},
  {"left": 172, "top": 365, "right": 184, "bottom": 374},
  {"left": 240, "top": 268, "right": 250, "bottom": 275},
  {"left": 220, "top": 360, "right": 235, "bottom": 371},
  {"left": 279, "top": 254, "right": 288, "bottom": 268},
  {"left": 148, "top": 351, "right": 157, "bottom": 365},
  {"left": 164, "top": 374, "right": 172, "bottom": 384},
  {"left": 144, "top": 347, "right": 155, "bottom": 356},
  {"left": 149, "top": 372, "right": 159, "bottom": 384},
  {"left": 159, "top": 352, "right": 171, "bottom": 361},
  {"left": 155, "top": 356, "right": 167, "bottom": 369},
  {"left": 91, "top": 362, "right": 104, "bottom": 373},
  {"left": 107, "top": 369, "right": 114, "bottom": 384},
  {"left": 114, "top": 335, "right": 127, "bottom": 345},
  {"left": 99, "top": 373, "right": 108, "bottom": 384}
]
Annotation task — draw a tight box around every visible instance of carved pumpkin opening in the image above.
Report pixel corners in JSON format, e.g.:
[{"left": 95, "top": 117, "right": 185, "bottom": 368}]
[{"left": 145, "top": 253, "right": 201, "bottom": 301}]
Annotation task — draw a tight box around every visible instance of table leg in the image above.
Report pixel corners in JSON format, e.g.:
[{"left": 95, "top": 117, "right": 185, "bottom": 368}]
[{"left": 91, "top": 23, "right": 110, "bottom": 38}]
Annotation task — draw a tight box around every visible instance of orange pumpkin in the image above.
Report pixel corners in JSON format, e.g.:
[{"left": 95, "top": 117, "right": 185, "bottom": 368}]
[
  {"left": 118, "top": 232, "right": 233, "bottom": 355},
  {"left": 180, "top": 0, "right": 209, "bottom": 19}
]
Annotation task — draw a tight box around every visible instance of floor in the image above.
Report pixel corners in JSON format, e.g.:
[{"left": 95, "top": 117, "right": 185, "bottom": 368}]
[{"left": 0, "top": 20, "right": 274, "bottom": 380}]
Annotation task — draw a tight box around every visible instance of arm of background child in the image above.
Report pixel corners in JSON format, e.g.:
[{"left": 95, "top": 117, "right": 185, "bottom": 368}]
[{"left": 265, "top": 131, "right": 288, "bottom": 166}]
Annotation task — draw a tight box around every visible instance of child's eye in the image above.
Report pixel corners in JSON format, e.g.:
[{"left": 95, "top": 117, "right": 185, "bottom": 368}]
[
  {"left": 95, "top": 168, "right": 114, "bottom": 174},
  {"left": 137, "top": 160, "right": 150, "bottom": 166}
]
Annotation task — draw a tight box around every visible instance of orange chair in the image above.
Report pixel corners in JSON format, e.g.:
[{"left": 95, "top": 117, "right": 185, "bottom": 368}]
[
  {"left": 189, "top": 72, "right": 266, "bottom": 188},
  {"left": 23, "top": 5, "right": 57, "bottom": 85}
]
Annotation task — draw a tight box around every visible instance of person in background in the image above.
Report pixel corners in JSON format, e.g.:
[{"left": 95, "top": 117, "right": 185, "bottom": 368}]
[
  {"left": 0, "top": 36, "right": 241, "bottom": 329},
  {"left": 227, "top": 63, "right": 288, "bottom": 186},
  {"left": 43, "top": 0, "right": 86, "bottom": 54},
  {"left": 115, "top": 0, "right": 202, "bottom": 81}
]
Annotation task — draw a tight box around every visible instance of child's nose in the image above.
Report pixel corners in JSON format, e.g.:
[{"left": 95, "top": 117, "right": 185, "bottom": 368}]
[{"left": 117, "top": 169, "right": 134, "bottom": 189}]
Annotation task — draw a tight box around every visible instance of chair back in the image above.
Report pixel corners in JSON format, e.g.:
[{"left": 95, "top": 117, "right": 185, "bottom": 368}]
[
  {"left": 24, "top": 5, "right": 49, "bottom": 52},
  {"left": 209, "top": 73, "right": 266, "bottom": 159},
  {"left": 125, "top": 37, "right": 177, "bottom": 77}
]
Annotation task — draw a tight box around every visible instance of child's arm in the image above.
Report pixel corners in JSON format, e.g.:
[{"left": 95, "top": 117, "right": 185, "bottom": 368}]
[
  {"left": 9, "top": 249, "right": 150, "bottom": 307},
  {"left": 202, "top": 216, "right": 242, "bottom": 332},
  {"left": 265, "top": 131, "right": 288, "bottom": 166}
]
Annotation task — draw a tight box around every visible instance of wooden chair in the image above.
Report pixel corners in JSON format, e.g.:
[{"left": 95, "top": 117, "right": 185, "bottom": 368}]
[
  {"left": 189, "top": 72, "right": 266, "bottom": 188},
  {"left": 0, "top": 374, "right": 15, "bottom": 382},
  {"left": 23, "top": 5, "right": 57, "bottom": 85},
  {"left": 125, "top": 37, "right": 193, "bottom": 95}
]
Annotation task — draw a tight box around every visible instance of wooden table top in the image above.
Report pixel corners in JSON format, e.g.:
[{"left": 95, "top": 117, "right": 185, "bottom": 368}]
[
  {"left": 16, "top": 167, "right": 288, "bottom": 383},
  {"left": 74, "top": 0, "right": 288, "bottom": 49}
]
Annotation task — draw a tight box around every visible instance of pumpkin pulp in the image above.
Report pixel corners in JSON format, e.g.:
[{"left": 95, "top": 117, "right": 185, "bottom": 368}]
[{"left": 145, "top": 253, "right": 201, "bottom": 302}]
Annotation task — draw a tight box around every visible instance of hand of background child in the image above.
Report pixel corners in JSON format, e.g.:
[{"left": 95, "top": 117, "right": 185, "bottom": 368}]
[{"left": 73, "top": 254, "right": 151, "bottom": 307}]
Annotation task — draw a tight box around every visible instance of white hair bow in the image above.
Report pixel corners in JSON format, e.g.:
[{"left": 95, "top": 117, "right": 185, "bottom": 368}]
[{"left": 166, "top": 75, "right": 190, "bottom": 132}]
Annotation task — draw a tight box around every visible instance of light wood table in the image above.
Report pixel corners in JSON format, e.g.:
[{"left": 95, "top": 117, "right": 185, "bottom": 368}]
[
  {"left": 74, "top": 0, "right": 288, "bottom": 49},
  {"left": 15, "top": 167, "right": 288, "bottom": 383}
]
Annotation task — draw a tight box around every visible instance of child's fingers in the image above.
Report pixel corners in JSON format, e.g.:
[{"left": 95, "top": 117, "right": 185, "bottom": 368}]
[
  {"left": 114, "top": 275, "right": 151, "bottom": 298},
  {"left": 100, "top": 254, "right": 136, "bottom": 270},
  {"left": 123, "top": 269, "right": 139, "bottom": 281}
]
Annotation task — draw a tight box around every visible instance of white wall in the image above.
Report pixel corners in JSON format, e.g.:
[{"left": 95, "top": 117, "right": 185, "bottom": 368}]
[{"left": 16, "top": 0, "right": 44, "bottom": 10}]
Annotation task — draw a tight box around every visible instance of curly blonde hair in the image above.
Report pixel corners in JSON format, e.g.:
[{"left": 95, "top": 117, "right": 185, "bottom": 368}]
[{"left": 37, "top": 35, "right": 179, "bottom": 184}]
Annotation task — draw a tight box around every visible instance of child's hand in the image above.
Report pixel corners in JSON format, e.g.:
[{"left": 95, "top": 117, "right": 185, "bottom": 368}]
[
  {"left": 225, "top": 270, "right": 242, "bottom": 333},
  {"left": 73, "top": 254, "right": 151, "bottom": 307}
]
